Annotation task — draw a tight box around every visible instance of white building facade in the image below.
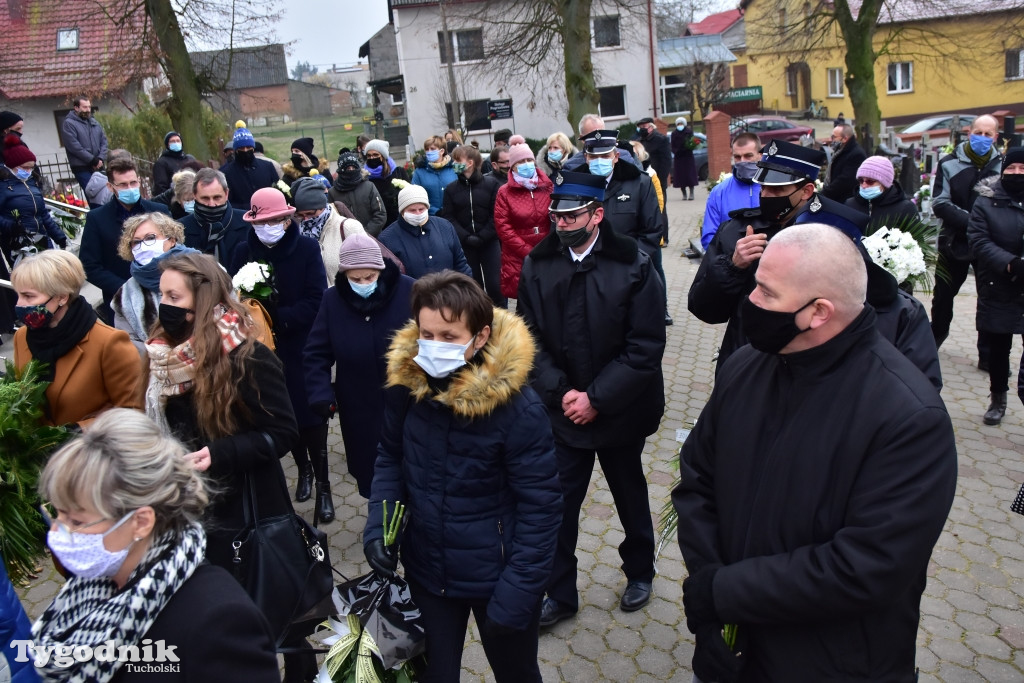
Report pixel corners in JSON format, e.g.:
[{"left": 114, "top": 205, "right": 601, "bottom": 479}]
[{"left": 389, "top": 0, "right": 658, "bottom": 151}]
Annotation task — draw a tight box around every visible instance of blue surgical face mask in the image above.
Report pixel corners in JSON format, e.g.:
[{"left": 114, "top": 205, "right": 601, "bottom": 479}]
[
  {"left": 676, "top": 125, "right": 685, "bottom": 131},
  {"left": 969, "top": 134, "right": 994, "bottom": 156},
  {"left": 14, "top": 168, "right": 31, "bottom": 181},
  {"left": 425, "top": 149, "right": 441, "bottom": 163},
  {"left": 183, "top": 200, "right": 195, "bottom": 214},
  {"left": 349, "top": 278, "right": 378, "bottom": 298},
  {"left": 168, "top": 142, "right": 183, "bottom": 153},
  {"left": 548, "top": 149, "right": 563, "bottom": 163},
  {"left": 517, "top": 162, "right": 536, "bottom": 179},
  {"left": 589, "top": 158, "right": 614, "bottom": 177},
  {"left": 859, "top": 186, "right": 883, "bottom": 201},
  {"left": 118, "top": 187, "right": 141, "bottom": 205}
]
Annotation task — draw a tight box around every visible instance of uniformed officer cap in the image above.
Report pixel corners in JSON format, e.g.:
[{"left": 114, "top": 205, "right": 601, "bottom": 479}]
[
  {"left": 581, "top": 129, "right": 620, "bottom": 155},
  {"left": 797, "top": 196, "right": 868, "bottom": 240},
  {"left": 754, "top": 140, "right": 826, "bottom": 186},
  {"left": 549, "top": 171, "right": 606, "bottom": 212}
]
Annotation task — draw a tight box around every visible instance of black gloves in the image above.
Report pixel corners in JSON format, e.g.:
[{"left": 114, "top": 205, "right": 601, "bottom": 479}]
[
  {"left": 310, "top": 401, "right": 337, "bottom": 421},
  {"left": 364, "top": 539, "right": 397, "bottom": 578},
  {"left": 691, "top": 622, "right": 746, "bottom": 683},
  {"left": 55, "top": 238, "right": 67, "bottom": 250},
  {"left": 1009, "top": 258, "right": 1024, "bottom": 280},
  {"left": 465, "top": 234, "right": 483, "bottom": 249},
  {"left": 682, "top": 564, "right": 720, "bottom": 632}
]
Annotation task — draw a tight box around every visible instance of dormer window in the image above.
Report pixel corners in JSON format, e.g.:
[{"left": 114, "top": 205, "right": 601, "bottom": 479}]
[{"left": 57, "top": 28, "right": 78, "bottom": 51}]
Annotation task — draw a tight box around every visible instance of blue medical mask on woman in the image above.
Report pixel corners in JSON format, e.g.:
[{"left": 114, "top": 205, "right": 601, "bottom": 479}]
[
  {"left": 859, "top": 186, "right": 883, "bottom": 201},
  {"left": 588, "top": 158, "right": 614, "bottom": 177},
  {"left": 548, "top": 149, "right": 563, "bottom": 163},
  {"left": 349, "top": 279, "right": 378, "bottom": 298},
  {"left": 969, "top": 134, "right": 994, "bottom": 156},
  {"left": 425, "top": 149, "right": 441, "bottom": 163},
  {"left": 183, "top": 200, "right": 195, "bottom": 214},
  {"left": 14, "top": 168, "right": 31, "bottom": 181},
  {"left": 516, "top": 162, "right": 536, "bottom": 179}
]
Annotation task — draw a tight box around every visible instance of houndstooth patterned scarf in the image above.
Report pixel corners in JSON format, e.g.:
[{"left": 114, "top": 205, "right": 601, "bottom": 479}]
[{"left": 31, "top": 523, "right": 205, "bottom": 682}]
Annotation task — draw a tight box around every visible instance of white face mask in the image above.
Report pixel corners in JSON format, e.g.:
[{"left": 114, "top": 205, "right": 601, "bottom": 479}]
[
  {"left": 47, "top": 511, "right": 137, "bottom": 579},
  {"left": 132, "top": 239, "right": 167, "bottom": 266},
  {"left": 403, "top": 211, "right": 429, "bottom": 227},
  {"left": 413, "top": 336, "right": 476, "bottom": 378},
  {"left": 254, "top": 222, "right": 287, "bottom": 245}
]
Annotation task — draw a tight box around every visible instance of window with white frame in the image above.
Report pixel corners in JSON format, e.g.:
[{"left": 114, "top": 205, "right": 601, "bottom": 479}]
[
  {"left": 438, "top": 28, "right": 484, "bottom": 64},
  {"left": 827, "top": 68, "right": 844, "bottom": 97},
  {"left": 887, "top": 62, "right": 913, "bottom": 93},
  {"left": 598, "top": 86, "right": 626, "bottom": 118},
  {"left": 593, "top": 15, "right": 621, "bottom": 48},
  {"left": 1007, "top": 49, "right": 1024, "bottom": 80},
  {"left": 660, "top": 75, "right": 689, "bottom": 115}
]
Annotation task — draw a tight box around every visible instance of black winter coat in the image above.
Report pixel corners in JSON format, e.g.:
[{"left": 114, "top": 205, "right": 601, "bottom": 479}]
[
  {"left": 439, "top": 170, "right": 501, "bottom": 246},
  {"left": 365, "top": 310, "right": 562, "bottom": 630},
  {"left": 584, "top": 160, "right": 662, "bottom": 256},
  {"left": 303, "top": 261, "right": 414, "bottom": 494},
  {"left": 164, "top": 343, "right": 298, "bottom": 559},
  {"left": 328, "top": 177, "right": 387, "bottom": 236},
  {"left": 367, "top": 162, "right": 409, "bottom": 226},
  {"left": 634, "top": 130, "right": 672, "bottom": 191},
  {"left": 844, "top": 181, "right": 919, "bottom": 230},
  {"left": 822, "top": 138, "right": 866, "bottom": 203},
  {"left": 180, "top": 207, "right": 250, "bottom": 269},
  {"left": 689, "top": 206, "right": 942, "bottom": 389},
  {"left": 111, "top": 564, "right": 279, "bottom": 682},
  {"left": 517, "top": 227, "right": 666, "bottom": 448},
  {"left": 229, "top": 225, "right": 327, "bottom": 428},
  {"left": 152, "top": 149, "right": 196, "bottom": 195},
  {"left": 932, "top": 142, "right": 1002, "bottom": 260},
  {"left": 220, "top": 157, "right": 280, "bottom": 211},
  {"left": 673, "top": 307, "right": 957, "bottom": 682},
  {"left": 967, "top": 176, "right": 1024, "bottom": 333}
]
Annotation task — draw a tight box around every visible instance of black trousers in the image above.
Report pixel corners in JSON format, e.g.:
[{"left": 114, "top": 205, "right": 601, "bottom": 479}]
[
  {"left": 930, "top": 252, "right": 989, "bottom": 356},
  {"left": 987, "top": 333, "right": 1020, "bottom": 394},
  {"left": 464, "top": 239, "right": 507, "bottom": 308},
  {"left": 546, "top": 437, "right": 655, "bottom": 610},
  {"left": 407, "top": 577, "right": 542, "bottom": 683}
]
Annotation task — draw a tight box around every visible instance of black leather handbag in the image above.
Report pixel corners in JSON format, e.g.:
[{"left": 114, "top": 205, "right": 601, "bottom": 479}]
[{"left": 231, "top": 474, "right": 334, "bottom": 641}]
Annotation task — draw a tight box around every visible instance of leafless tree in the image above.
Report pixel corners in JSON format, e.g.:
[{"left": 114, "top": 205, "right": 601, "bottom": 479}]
[
  {"left": 679, "top": 61, "right": 731, "bottom": 119},
  {"left": 653, "top": 0, "right": 720, "bottom": 40}
]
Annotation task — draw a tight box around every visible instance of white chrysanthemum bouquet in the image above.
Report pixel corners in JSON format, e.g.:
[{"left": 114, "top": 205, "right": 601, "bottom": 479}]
[
  {"left": 232, "top": 261, "right": 273, "bottom": 299},
  {"left": 862, "top": 226, "right": 927, "bottom": 287}
]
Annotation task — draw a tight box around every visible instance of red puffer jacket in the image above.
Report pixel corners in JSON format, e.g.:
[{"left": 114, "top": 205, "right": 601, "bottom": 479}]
[{"left": 495, "top": 171, "right": 554, "bottom": 298}]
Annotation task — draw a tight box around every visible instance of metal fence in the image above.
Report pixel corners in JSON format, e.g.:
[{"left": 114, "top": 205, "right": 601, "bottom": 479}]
[{"left": 35, "top": 156, "right": 156, "bottom": 203}]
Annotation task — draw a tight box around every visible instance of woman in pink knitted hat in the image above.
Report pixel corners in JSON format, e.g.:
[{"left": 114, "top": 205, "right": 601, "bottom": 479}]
[
  {"left": 844, "top": 155, "right": 918, "bottom": 229},
  {"left": 495, "top": 136, "right": 553, "bottom": 301}
]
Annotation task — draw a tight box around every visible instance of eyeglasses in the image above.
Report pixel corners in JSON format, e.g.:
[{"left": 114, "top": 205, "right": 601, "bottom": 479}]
[
  {"left": 129, "top": 233, "right": 161, "bottom": 251},
  {"left": 39, "top": 503, "right": 110, "bottom": 544},
  {"left": 112, "top": 180, "right": 141, "bottom": 190},
  {"left": 549, "top": 209, "right": 592, "bottom": 225}
]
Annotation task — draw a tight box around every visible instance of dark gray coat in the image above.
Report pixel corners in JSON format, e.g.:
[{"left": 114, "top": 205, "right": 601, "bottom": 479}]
[
  {"left": 61, "top": 111, "right": 108, "bottom": 168},
  {"left": 967, "top": 176, "right": 1024, "bottom": 333}
]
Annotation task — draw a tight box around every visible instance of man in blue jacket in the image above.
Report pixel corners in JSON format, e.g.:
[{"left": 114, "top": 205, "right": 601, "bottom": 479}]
[
  {"left": 61, "top": 96, "right": 107, "bottom": 192},
  {"left": 79, "top": 156, "right": 169, "bottom": 320},
  {"left": 701, "top": 133, "right": 762, "bottom": 249}
]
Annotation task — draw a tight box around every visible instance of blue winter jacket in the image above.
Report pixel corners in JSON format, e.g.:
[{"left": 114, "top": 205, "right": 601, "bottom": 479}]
[
  {"left": 378, "top": 216, "right": 472, "bottom": 280},
  {"left": 1, "top": 556, "right": 40, "bottom": 682},
  {"left": 0, "top": 175, "right": 66, "bottom": 246},
  {"left": 365, "top": 309, "right": 562, "bottom": 630},
  {"left": 411, "top": 161, "right": 458, "bottom": 215},
  {"left": 701, "top": 174, "right": 761, "bottom": 249}
]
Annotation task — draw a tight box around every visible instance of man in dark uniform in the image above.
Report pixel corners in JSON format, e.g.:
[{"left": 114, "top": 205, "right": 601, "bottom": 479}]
[
  {"left": 517, "top": 172, "right": 666, "bottom": 627},
  {"left": 674, "top": 223, "right": 957, "bottom": 682},
  {"left": 688, "top": 140, "right": 941, "bottom": 387},
  {"left": 633, "top": 117, "right": 672, "bottom": 201}
]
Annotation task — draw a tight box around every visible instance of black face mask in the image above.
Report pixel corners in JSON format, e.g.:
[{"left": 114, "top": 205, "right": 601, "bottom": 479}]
[
  {"left": 759, "top": 186, "right": 803, "bottom": 224},
  {"left": 365, "top": 157, "right": 384, "bottom": 169},
  {"left": 1002, "top": 174, "right": 1024, "bottom": 198},
  {"left": 291, "top": 154, "right": 308, "bottom": 168},
  {"left": 741, "top": 296, "right": 818, "bottom": 354},
  {"left": 193, "top": 200, "right": 229, "bottom": 225},
  {"left": 235, "top": 150, "right": 255, "bottom": 166},
  {"left": 159, "top": 303, "right": 193, "bottom": 342},
  {"left": 340, "top": 168, "right": 362, "bottom": 182}
]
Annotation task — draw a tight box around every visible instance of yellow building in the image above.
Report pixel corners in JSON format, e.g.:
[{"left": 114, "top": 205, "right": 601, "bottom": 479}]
[{"left": 735, "top": 0, "right": 1024, "bottom": 126}]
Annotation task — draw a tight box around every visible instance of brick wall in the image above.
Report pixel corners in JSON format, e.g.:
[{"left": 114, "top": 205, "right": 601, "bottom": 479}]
[{"left": 704, "top": 110, "right": 732, "bottom": 180}]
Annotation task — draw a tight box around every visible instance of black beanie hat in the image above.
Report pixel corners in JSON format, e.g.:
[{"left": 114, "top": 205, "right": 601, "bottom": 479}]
[
  {"left": 292, "top": 137, "right": 315, "bottom": 157},
  {"left": 1002, "top": 147, "right": 1024, "bottom": 174},
  {"left": 164, "top": 131, "right": 181, "bottom": 148},
  {"left": 0, "top": 111, "right": 22, "bottom": 131}
]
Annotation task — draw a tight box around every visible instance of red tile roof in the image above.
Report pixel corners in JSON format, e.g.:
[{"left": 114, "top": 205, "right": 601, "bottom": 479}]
[
  {"left": 0, "top": 0, "right": 155, "bottom": 101},
  {"left": 686, "top": 9, "right": 743, "bottom": 36}
]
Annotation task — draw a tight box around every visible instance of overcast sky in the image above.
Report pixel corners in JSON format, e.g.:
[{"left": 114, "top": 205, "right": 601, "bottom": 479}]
[{"left": 277, "top": 2, "right": 391, "bottom": 73}]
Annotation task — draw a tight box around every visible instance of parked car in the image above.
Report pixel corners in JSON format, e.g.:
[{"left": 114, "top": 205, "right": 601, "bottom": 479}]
[
  {"left": 895, "top": 114, "right": 975, "bottom": 150},
  {"left": 693, "top": 132, "right": 708, "bottom": 181},
  {"left": 729, "top": 116, "right": 815, "bottom": 143}
]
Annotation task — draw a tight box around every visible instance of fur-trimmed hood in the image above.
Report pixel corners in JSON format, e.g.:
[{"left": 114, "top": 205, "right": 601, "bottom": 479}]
[
  {"left": 385, "top": 308, "right": 535, "bottom": 418},
  {"left": 282, "top": 158, "right": 331, "bottom": 183},
  {"left": 975, "top": 174, "right": 1007, "bottom": 198}
]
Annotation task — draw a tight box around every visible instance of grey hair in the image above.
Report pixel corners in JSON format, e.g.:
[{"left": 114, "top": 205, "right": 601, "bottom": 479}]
[
  {"left": 172, "top": 170, "right": 196, "bottom": 204},
  {"left": 193, "top": 167, "right": 228, "bottom": 194},
  {"left": 578, "top": 113, "right": 603, "bottom": 136},
  {"left": 39, "top": 409, "right": 209, "bottom": 537},
  {"left": 768, "top": 223, "right": 867, "bottom": 312}
]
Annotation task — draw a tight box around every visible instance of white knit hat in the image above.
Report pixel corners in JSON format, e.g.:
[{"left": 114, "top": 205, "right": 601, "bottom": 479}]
[{"left": 398, "top": 185, "right": 430, "bottom": 214}]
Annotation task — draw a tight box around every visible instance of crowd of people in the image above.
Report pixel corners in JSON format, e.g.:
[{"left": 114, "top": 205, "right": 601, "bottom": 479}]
[{"left": 0, "top": 99, "right": 1016, "bottom": 682}]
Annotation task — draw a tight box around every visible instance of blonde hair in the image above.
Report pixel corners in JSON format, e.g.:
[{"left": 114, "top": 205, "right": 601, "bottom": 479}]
[
  {"left": 546, "top": 132, "right": 574, "bottom": 156},
  {"left": 39, "top": 408, "right": 209, "bottom": 536},
  {"left": 423, "top": 135, "right": 445, "bottom": 152},
  {"left": 630, "top": 141, "right": 649, "bottom": 163},
  {"left": 172, "top": 170, "right": 196, "bottom": 205},
  {"left": 10, "top": 250, "right": 85, "bottom": 300},
  {"left": 118, "top": 213, "right": 187, "bottom": 261}
]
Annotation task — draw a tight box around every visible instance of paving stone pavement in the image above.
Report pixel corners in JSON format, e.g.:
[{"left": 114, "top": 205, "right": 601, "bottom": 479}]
[{"left": 12, "top": 186, "right": 1024, "bottom": 682}]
